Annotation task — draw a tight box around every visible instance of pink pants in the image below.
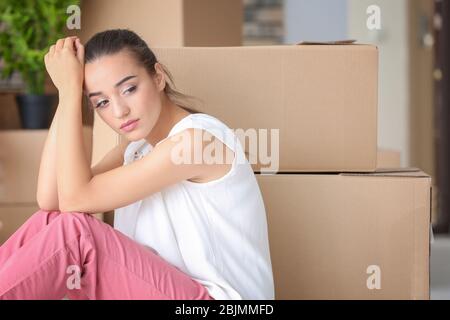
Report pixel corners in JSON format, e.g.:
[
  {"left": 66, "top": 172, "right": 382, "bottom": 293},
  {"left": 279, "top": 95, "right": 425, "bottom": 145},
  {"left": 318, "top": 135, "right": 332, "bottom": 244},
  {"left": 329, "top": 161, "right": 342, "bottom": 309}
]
[{"left": 0, "top": 209, "right": 214, "bottom": 300}]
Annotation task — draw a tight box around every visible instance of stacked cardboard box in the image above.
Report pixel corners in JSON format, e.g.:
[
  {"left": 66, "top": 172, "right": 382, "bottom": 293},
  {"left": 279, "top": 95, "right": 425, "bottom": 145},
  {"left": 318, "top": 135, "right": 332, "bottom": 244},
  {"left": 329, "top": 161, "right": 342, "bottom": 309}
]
[
  {"left": 94, "top": 43, "right": 431, "bottom": 299},
  {"left": 157, "top": 45, "right": 378, "bottom": 172},
  {"left": 377, "top": 148, "right": 402, "bottom": 168},
  {"left": 152, "top": 44, "right": 431, "bottom": 299},
  {"left": 0, "top": 127, "right": 99, "bottom": 245},
  {"left": 257, "top": 169, "right": 430, "bottom": 299}
]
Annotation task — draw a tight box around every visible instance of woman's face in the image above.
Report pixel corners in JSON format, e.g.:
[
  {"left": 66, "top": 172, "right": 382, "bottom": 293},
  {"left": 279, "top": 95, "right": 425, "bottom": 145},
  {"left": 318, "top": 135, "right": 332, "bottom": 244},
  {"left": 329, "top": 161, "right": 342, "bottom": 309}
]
[{"left": 83, "top": 50, "right": 165, "bottom": 141}]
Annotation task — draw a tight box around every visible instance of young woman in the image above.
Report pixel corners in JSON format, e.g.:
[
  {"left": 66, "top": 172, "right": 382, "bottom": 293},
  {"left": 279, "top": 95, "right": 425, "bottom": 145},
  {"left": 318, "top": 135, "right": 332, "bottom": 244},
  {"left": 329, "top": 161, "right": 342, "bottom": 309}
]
[{"left": 0, "top": 29, "right": 274, "bottom": 300}]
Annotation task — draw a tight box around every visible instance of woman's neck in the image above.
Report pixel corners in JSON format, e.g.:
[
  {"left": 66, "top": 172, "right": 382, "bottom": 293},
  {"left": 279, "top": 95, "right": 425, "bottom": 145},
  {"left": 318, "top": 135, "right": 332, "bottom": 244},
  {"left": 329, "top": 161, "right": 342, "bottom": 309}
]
[{"left": 144, "top": 95, "right": 190, "bottom": 147}]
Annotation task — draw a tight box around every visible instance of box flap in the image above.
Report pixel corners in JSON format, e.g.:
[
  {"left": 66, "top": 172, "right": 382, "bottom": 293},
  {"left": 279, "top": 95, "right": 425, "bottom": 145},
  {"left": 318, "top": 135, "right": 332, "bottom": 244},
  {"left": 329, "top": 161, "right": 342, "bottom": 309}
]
[
  {"left": 340, "top": 167, "right": 430, "bottom": 178},
  {"left": 297, "top": 39, "right": 357, "bottom": 45},
  {"left": 255, "top": 167, "right": 430, "bottom": 178},
  {"left": 295, "top": 40, "right": 378, "bottom": 50}
]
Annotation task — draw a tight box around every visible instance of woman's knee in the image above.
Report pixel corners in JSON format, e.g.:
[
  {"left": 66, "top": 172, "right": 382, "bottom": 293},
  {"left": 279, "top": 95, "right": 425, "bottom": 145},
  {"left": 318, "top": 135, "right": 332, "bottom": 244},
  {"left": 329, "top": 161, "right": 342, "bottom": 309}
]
[
  {"left": 32, "top": 208, "right": 62, "bottom": 222},
  {"left": 55, "top": 211, "right": 93, "bottom": 225},
  {"left": 48, "top": 212, "right": 93, "bottom": 237},
  {"left": 35, "top": 208, "right": 60, "bottom": 215}
]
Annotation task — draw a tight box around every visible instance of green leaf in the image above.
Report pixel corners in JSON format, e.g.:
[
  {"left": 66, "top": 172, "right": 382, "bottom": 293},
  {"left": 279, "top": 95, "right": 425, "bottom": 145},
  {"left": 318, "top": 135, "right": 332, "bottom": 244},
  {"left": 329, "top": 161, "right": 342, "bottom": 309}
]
[{"left": 0, "top": 0, "right": 80, "bottom": 94}]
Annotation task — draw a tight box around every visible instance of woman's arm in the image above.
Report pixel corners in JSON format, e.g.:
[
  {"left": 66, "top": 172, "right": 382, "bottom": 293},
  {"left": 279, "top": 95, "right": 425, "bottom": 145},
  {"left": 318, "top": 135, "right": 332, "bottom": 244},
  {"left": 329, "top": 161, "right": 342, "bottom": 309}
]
[
  {"left": 91, "top": 138, "right": 131, "bottom": 176},
  {"left": 36, "top": 106, "right": 96, "bottom": 211},
  {"left": 43, "top": 36, "right": 92, "bottom": 210},
  {"left": 56, "top": 89, "right": 93, "bottom": 209},
  {"left": 36, "top": 106, "right": 61, "bottom": 211},
  {"left": 60, "top": 127, "right": 226, "bottom": 214},
  {"left": 36, "top": 101, "right": 130, "bottom": 211}
]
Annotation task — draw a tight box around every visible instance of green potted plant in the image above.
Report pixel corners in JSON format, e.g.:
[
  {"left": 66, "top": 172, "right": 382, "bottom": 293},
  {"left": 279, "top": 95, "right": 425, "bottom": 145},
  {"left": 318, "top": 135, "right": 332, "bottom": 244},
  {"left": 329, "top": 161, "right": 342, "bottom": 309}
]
[{"left": 0, "top": 0, "right": 79, "bottom": 129}]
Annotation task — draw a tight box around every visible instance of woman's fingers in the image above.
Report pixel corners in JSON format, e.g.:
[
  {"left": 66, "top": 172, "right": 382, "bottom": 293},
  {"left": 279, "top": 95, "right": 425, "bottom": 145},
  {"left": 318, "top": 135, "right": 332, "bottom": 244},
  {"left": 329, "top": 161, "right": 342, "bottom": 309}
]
[
  {"left": 55, "top": 38, "right": 65, "bottom": 51},
  {"left": 46, "top": 36, "right": 81, "bottom": 67},
  {"left": 63, "top": 36, "right": 76, "bottom": 50},
  {"left": 52, "top": 36, "right": 77, "bottom": 53},
  {"left": 75, "top": 38, "right": 84, "bottom": 63}
]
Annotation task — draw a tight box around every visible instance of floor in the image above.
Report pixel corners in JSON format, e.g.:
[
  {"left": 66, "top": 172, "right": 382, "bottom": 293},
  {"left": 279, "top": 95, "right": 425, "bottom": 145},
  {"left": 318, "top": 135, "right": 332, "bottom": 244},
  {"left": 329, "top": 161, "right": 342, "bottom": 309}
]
[{"left": 431, "top": 235, "right": 450, "bottom": 300}]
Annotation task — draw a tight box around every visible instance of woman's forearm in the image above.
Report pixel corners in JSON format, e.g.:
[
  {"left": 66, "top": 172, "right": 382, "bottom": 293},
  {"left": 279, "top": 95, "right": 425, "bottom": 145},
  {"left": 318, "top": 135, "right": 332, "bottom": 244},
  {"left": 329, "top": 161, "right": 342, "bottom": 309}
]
[
  {"left": 36, "top": 101, "right": 93, "bottom": 211},
  {"left": 56, "top": 89, "right": 92, "bottom": 209},
  {"left": 36, "top": 106, "right": 61, "bottom": 210}
]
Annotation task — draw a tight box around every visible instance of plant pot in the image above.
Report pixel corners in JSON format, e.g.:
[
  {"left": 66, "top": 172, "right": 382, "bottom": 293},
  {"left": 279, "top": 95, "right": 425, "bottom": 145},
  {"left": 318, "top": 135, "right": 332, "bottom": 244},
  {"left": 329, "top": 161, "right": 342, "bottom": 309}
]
[{"left": 15, "top": 94, "right": 56, "bottom": 129}]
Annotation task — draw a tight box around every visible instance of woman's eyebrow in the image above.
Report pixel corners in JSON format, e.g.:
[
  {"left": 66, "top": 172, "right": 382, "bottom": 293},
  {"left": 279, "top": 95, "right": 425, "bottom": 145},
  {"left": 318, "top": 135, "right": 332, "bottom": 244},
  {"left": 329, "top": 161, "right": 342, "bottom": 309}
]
[{"left": 87, "top": 75, "right": 137, "bottom": 98}]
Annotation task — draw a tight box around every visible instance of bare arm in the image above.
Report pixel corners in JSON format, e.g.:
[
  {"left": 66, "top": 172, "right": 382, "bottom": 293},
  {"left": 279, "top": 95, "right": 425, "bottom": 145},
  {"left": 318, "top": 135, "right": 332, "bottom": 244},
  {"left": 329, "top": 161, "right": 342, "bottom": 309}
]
[
  {"left": 36, "top": 103, "right": 130, "bottom": 211},
  {"left": 90, "top": 137, "right": 130, "bottom": 176},
  {"left": 61, "top": 128, "right": 233, "bottom": 214},
  {"left": 36, "top": 106, "right": 61, "bottom": 211},
  {"left": 36, "top": 105, "right": 93, "bottom": 211}
]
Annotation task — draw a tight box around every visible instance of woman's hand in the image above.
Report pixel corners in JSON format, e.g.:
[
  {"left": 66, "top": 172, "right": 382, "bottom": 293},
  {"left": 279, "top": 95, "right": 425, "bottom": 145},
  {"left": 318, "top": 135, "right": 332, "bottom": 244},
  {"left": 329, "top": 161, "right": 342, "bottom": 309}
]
[{"left": 44, "top": 36, "right": 85, "bottom": 95}]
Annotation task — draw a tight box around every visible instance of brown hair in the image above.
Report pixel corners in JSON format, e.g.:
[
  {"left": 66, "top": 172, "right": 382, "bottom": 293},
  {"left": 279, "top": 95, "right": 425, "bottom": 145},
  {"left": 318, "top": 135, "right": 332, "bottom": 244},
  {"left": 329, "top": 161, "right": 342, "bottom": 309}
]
[{"left": 84, "top": 28, "right": 201, "bottom": 113}]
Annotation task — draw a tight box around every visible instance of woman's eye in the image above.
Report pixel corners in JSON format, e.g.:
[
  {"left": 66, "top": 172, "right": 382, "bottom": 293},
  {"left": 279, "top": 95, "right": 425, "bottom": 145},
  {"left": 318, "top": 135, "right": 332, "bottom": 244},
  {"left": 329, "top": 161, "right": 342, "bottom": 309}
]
[
  {"left": 95, "top": 100, "right": 108, "bottom": 108},
  {"left": 123, "top": 86, "right": 136, "bottom": 95}
]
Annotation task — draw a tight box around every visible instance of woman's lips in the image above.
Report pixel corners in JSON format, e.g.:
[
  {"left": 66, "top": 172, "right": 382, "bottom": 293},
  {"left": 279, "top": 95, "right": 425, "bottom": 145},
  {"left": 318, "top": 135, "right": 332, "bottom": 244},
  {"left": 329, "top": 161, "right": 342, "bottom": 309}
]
[{"left": 121, "top": 119, "right": 139, "bottom": 132}]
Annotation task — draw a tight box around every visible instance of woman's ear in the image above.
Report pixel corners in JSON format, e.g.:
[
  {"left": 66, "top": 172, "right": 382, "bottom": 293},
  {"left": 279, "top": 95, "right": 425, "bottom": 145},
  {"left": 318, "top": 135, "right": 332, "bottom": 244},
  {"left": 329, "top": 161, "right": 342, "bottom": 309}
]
[{"left": 153, "top": 62, "right": 166, "bottom": 92}]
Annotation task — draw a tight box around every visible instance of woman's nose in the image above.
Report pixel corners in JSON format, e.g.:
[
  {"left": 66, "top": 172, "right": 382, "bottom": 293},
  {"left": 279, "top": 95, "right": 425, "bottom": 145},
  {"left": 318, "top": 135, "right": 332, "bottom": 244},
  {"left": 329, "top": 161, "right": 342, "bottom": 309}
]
[{"left": 112, "top": 101, "right": 130, "bottom": 118}]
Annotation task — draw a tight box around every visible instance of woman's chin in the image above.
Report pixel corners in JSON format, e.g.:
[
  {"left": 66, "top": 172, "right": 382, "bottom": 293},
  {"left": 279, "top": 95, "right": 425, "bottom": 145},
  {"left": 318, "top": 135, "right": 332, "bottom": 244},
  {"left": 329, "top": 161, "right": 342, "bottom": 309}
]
[
  {"left": 121, "top": 129, "right": 147, "bottom": 142},
  {"left": 124, "top": 134, "right": 141, "bottom": 142}
]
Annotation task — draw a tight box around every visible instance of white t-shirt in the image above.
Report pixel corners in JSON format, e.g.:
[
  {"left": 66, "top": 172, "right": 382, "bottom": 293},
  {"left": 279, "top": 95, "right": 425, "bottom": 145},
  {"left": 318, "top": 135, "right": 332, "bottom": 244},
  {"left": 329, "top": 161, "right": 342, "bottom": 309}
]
[{"left": 113, "top": 113, "right": 274, "bottom": 300}]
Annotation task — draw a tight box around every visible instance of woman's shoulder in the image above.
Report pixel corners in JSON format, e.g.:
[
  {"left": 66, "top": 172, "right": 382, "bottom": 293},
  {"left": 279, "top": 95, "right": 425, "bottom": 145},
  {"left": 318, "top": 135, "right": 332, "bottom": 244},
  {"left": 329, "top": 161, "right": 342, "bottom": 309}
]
[
  {"left": 173, "top": 113, "right": 238, "bottom": 150},
  {"left": 188, "top": 112, "right": 229, "bottom": 127}
]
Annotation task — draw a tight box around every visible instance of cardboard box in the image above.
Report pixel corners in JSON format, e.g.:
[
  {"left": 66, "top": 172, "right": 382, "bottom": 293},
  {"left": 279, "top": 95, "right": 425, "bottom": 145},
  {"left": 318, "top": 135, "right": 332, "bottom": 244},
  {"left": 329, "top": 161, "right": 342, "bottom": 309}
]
[
  {"left": 0, "top": 128, "right": 103, "bottom": 234},
  {"left": 256, "top": 168, "right": 431, "bottom": 299},
  {"left": 95, "top": 44, "right": 378, "bottom": 172},
  {"left": 156, "top": 44, "right": 378, "bottom": 173},
  {"left": 431, "top": 184, "right": 439, "bottom": 226},
  {"left": 0, "top": 127, "right": 93, "bottom": 203},
  {"left": 78, "top": 0, "right": 242, "bottom": 47},
  {"left": 377, "top": 148, "right": 402, "bottom": 168},
  {"left": 0, "top": 205, "right": 40, "bottom": 245}
]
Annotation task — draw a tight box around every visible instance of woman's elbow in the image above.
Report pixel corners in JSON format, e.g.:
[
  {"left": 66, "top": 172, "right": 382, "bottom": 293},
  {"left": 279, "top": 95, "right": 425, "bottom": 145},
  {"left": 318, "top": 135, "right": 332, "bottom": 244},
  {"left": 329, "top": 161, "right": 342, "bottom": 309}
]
[{"left": 36, "top": 193, "right": 60, "bottom": 212}]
